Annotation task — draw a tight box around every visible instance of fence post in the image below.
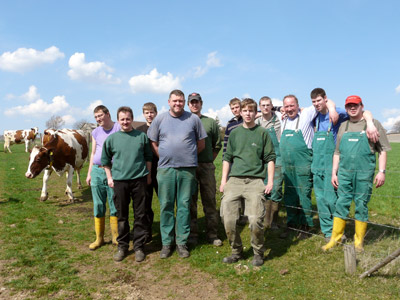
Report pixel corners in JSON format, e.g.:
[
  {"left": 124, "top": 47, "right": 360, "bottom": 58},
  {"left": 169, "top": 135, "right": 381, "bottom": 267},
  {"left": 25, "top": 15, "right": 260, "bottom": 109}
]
[{"left": 344, "top": 244, "right": 357, "bottom": 275}]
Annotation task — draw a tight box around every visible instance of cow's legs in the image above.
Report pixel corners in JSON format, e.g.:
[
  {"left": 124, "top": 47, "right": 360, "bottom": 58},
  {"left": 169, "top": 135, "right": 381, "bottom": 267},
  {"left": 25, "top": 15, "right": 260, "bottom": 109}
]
[
  {"left": 4, "top": 140, "right": 11, "bottom": 153},
  {"left": 40, "top": 168, "right": 52, "bottom": 201},
  {"left": 25, "top": 140, "right": 30, "bottom": 152},
  {"left": 76, "top": 169, "right": 83, "bottom": 189},
  {"left": 65, "top": 168, "right": 74, "bottom": 203}
]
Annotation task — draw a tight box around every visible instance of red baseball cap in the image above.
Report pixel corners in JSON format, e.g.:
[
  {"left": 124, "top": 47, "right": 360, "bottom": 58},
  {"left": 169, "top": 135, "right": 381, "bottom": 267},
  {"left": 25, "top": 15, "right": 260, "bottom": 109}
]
[{"left": 345, "top": 95, "right": 362, "bottom": 106}]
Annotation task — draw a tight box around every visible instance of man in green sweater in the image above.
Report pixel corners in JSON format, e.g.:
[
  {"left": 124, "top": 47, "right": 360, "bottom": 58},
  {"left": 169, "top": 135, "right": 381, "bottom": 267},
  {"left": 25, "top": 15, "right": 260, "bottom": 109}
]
[
  {"left": 187, "top": 92, "right": 222, "bottom": 246},
  {"left": 102, "top": 106, "right": 153, "bottom": 263},
  {"left": 219, "top": 98, "right": 276, "bottom": 266}
]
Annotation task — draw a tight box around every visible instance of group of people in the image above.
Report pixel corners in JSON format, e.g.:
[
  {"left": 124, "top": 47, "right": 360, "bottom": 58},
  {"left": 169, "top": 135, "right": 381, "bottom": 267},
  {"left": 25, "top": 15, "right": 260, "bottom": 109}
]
[{"left": 85, "top": 87, "right": 391, "bottom": 266}]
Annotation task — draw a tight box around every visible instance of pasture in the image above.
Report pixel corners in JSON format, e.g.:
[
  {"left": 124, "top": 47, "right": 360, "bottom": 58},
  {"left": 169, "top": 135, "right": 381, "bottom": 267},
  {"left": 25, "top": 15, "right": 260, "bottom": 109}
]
[{"left": 0, "top": 142, "right": 399, "bottom": 299}]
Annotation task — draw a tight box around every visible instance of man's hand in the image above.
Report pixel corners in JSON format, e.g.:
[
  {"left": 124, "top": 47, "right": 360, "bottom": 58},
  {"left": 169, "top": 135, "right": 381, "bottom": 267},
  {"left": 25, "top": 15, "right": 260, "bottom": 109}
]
[
  {"left": 219, "top": 180, "right": 226, "bottom": 193},
  {"left": 366, "top": 121, "right": 380, "bottom": 143},
  {"left": 107, "top": 178, "right": 114, "bottom": 188},
  {"left": 374, "top": 172, "right": 385, "bottom": 188},
  {"left": 86, "top": 175, "right": 91, "bottom": 186},
  {"left": 264, "top": 183, "right": 273, "bottom": 195},
  {"left": 331, "top": 173, "right": 339, "bottom": 189}
]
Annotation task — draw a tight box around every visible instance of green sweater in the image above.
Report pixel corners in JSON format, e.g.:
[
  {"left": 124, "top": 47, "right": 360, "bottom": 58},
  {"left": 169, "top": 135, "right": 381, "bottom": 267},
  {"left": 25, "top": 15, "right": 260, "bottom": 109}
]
[
  {"left": 101, "top": 130, "right": 152, "bottom": 180},
  {"left": 198, "top": 115, "right": 222, "bottom": 163},
  {"left": 224, "top": 125, "right": 276, "bottom": 178}
]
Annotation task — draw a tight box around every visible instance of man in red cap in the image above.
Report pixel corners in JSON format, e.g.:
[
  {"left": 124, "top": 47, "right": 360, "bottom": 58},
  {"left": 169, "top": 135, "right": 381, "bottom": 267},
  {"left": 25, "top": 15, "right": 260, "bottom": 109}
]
[{"left": 322, "top": 95, "right": 391, "bottom": 252}]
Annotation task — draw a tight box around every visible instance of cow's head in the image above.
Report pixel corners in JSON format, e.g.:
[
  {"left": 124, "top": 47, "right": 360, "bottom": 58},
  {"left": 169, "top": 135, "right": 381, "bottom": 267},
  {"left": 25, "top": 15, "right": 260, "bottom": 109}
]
[
  {"left": 31, "top": 127, "right": 39, "bottom": 138},
  {"left": 25, "top": 146, "right": 55, "bottom": 179}
]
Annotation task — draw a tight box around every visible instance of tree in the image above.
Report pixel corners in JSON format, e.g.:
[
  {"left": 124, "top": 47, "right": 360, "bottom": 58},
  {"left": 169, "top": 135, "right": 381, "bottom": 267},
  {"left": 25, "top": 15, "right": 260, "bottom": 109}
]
[
  {"left": 391, "top": 119, "right": 400, "bottom": 134},
  {"left": 45, "top": 115, "right": 65, "bottom": 130},
  {"left": 73, "top": 119, "right": 90, "bottom": 130}
]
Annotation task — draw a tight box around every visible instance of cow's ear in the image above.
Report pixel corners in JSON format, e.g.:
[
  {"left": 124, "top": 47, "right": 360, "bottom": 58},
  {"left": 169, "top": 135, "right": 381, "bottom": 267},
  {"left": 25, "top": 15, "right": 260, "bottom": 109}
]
[{"left": 29, "top": 148, "right": 32, "bottom": 153}]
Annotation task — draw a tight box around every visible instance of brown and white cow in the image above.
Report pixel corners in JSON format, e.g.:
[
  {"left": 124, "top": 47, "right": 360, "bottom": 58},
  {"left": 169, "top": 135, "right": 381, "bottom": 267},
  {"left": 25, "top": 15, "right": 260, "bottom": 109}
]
[
  {"left": 4, "top": 127, "right": 39, "bottom": 153},
  {"left": 25, "top": 129, "right": 89, "bottom": 202}
]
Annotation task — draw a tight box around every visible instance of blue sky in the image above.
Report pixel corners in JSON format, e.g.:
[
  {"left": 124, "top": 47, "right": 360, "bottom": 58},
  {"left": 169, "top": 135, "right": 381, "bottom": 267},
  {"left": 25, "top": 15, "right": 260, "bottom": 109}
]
[{"left": 1, "top": 0, "right": 399, "bottom": 134}]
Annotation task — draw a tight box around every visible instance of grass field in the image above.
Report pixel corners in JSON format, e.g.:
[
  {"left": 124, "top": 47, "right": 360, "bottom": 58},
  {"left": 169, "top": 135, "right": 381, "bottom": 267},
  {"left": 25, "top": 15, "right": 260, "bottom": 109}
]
[{"left": 0, "top": 142, "right": 399, "bottom": 299}]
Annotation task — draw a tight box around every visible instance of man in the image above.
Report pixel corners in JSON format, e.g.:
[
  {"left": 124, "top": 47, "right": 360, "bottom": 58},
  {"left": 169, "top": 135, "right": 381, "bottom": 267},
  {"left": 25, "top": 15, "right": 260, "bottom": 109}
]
[
  {"left": 220, "top": 98, "right": 276, "bottom": 266},
  {"left": 86, "top": 105, "right": 120, "bottom": 250},
  {"left": 279, "top": 95, "right": 338, "bottom": 238},
  {"left": 255, "top": 96, "right": 282, "bottom": 229},
  {"left": 187, "top": 92, "right": 222, "bottom": 246},
  {"left": 310, "top": 88, "right": 378, "bottom": 241},
  {"left": 132, "top": 102, "right": 159, "bottom": 244},
  {"left": 102, "top": 106, "right": 153, "bottom": 262},
  {"left": 222, "top": 97, "right": 243, "bottom": 157},
  {"left": 322, "top": 95, "right": 391, "bottom": 252},
  {"left": 147, "top": 90, "right": 207, "bottom": 259}
]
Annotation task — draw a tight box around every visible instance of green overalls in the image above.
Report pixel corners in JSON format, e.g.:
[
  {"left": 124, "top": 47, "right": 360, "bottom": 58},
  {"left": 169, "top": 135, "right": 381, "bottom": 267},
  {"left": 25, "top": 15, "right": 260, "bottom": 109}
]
[
  {"left": 334, "top": 122, "right": 376, "bottom": 222},
  {"left": 264, "top": 115, "right": 283, "bottom": 203},
  {"left": 311, "top": 120, "right": 337, "bottom": 237},
  {"left": 280, "top": 117, "right": 314, "bottom": 227}
]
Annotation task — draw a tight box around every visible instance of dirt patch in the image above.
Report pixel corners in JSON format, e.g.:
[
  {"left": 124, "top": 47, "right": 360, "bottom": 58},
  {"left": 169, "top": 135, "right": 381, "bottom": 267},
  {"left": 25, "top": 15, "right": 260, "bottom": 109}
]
[{"left": 72, "top": 245, "right": 233, "bottom": 300}]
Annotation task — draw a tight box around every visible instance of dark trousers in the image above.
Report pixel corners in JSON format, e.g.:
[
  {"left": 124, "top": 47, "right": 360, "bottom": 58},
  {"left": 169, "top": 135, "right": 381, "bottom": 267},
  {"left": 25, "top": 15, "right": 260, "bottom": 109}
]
[
  {"left": 145, "top": 171, "right": 158, "bottom": 240},
  {"left": 113, "top": 177, "right": 148, "bottom": 251}
]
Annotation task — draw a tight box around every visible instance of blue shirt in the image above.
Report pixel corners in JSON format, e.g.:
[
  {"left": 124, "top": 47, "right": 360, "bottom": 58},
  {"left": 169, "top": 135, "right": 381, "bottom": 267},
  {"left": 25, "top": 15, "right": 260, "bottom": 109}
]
[
  {"left": 147, "top": 110, "right": 207, "bottom": 168},
  {"left": 316, "top": 107, "right": 348, "bottom": 144}
]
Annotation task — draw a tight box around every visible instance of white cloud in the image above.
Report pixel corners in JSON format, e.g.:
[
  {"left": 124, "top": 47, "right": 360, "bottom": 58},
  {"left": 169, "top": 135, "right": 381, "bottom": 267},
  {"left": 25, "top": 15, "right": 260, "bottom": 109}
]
[
  {"left": 203, "top": 104, "right": 233, "bottom": 125},
  {"left": 382, "top": 108, "right": 400, "bottom": 118},
  {"left": 193, "top": 51, "right": 222, "bottom": 78},
  {"left": 129, "top": 68, "right": 181, "bottom": 94},
  {"left": 0, "top": 46, "right": 64, "bottom": 72},
  {"left": 4, "top": 95, "right": 69, "bottom": 117},
  {"left": 383, "top": 115, "right": 400, "bottom": 130},
  {"left": 271, "top": 98, "right": 283, "bottom": 106},
  {"left": 67, "top": 53, "right": 121, "bottom": 84},
  {"left": 242, "top": 93, "right": 251, "bottom": 99},
  {"left": 395, "top": 84, "right": 400, "bottom": 94},
  {"left": 22, "top": 85, "right": 40, "bottom": 102},
  {"left": 62, "top": 115, "right": 76, "bottom": 126}
]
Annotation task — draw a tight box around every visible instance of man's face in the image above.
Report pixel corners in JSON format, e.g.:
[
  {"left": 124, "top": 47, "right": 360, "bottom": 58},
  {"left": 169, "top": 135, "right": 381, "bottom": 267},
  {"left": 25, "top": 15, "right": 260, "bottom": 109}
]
[
  {"left": 311, "top": 95, "right": 327, "bottom": 112},
  {"left": 188, "top": 100, "right": 203, "bottom": 115},
  {"left": 230, "top": 103, "right": 241, "bottom": 117},
  {"left": 260, "top": 100, "right": 272, "bottom": 115},
  {"left": 240, "top": 105, "right": 256, "bottom": 124},
  {"left": 345, "top": 103, "right": 363, "bottom": 119},
  {"left": 168, "top": 94, "right": 185, "bottom": 117},
  {"left": 94, "top": 110, "right": 111, "bottom": 127},
  {"left": 283, "top": 97, "right": 299, "bottom": 119},
  {"left": 118, "top": 111, "right": 133, "bottom": 132},
  {"left": 143, "top": 109, "right": 157, "bottom": 125}
]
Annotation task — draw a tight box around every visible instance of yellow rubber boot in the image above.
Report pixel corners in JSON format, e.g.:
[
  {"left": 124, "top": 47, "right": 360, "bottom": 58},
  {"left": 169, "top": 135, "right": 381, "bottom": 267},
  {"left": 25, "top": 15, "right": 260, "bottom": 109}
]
[
  {"left": 89, "top": 217, "right": 105, "bottom": 250},
  {"left": 354, "top": 220, "right": 367, "bottom": 253},
  {"left": 110, "top": 216, "right": 118, "bottom": 245},
  {"left": 322, "top": 217, "right": 346, "bottom": 251}
]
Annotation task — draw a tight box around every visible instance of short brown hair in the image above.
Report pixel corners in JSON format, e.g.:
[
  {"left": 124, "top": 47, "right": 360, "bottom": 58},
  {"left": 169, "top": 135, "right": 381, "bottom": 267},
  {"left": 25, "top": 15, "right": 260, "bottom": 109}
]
[
  {"left": 241, "top": 98, "right": 257, "bottom": 111},
  {"left": 142, "top": 102, "right": 157, "bottom": 113},
  {"left": 94, "top": 105, "right": 110, "bottom": 115},
  {"left": 117, "top": 106, "right": 134, "bottom": 120},
  {"left": 229, "top": 97, "right": 241, "bottom": 106},
  {"left": 169, "top": 89, "right": 185, "bottom": 99},
  {"left": 259, "top": 96, "right": 272, "bottom": 105},
  {"left": 283, "top": 94, "right": 298, "bottom": 105},
  {"left": 310, "top": 88, "right": 326, "bottom": 99}
]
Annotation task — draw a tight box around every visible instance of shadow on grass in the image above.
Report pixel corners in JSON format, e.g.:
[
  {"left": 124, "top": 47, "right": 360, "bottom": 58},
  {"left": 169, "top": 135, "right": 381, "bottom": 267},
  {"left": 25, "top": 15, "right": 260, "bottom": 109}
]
[{"left": 0, "top": 197, "right": 22, "bottom": 204}]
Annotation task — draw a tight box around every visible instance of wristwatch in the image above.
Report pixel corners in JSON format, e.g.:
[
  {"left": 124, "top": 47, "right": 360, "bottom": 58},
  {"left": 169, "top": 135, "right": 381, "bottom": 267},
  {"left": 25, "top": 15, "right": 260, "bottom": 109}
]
[{"left": 379, "top": 169, "right": 386, "bottom": 174}]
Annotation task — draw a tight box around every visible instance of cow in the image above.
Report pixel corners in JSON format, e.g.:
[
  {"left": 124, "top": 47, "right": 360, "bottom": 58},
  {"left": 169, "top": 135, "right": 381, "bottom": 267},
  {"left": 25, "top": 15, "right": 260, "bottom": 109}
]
[
  {"left": 4, "top": 127, "right": 39, "bottom": 153},
  {"left": 25, "top": 129, "right": 89, "bottom": 202}
]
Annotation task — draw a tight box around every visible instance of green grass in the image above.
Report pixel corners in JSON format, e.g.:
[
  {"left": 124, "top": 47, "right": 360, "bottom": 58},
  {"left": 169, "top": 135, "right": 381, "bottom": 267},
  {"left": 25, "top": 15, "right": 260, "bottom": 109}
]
[{"left": 0, "top": 143, "right": 399, "bottom": 299}]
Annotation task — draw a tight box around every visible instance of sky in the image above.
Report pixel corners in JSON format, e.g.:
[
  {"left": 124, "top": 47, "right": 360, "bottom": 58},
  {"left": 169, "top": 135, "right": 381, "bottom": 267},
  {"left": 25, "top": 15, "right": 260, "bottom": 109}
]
[{"left": 1, "top": 0, "right": 399, "bottom": 134}]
